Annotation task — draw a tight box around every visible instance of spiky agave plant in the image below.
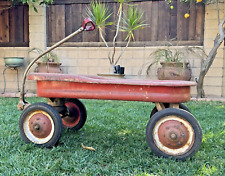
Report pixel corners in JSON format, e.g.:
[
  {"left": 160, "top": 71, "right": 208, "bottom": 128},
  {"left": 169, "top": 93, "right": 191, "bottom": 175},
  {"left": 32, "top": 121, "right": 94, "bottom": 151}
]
[{"left": 87, "top": 0, "right": 146, "bottom": 73}]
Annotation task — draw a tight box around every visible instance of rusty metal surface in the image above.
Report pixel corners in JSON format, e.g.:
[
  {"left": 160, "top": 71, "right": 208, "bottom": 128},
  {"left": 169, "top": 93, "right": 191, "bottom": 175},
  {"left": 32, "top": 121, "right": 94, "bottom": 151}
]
[
  {"left": 23, "top": 110, "right": 55, "bottom": 144},
  {"left": 62, "top": 102, "right": 81, "bottom": 128},
  {"left": 158, "top": 120, "right": 189, "bottom": 149},
  {"left": 28, "top": 73, "right": 196, "bottom": 103},
  {"left": 29, "top": 113, "right": 52, "bottom": 138},
  {"left": 153, "top": 116, "right": 195, "bottom": 155}
]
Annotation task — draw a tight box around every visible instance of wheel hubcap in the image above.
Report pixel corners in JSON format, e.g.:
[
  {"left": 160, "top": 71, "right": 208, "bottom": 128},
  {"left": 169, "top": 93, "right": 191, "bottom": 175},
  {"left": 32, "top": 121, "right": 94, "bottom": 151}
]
[
  {"left": 23, "top": 111, "right": 54, "bottom": 144},
  {"left": 29, "top": 113, "right": 52, "bottom": 138},
  {"left": 153, "top": 116, "right": 194, "bottom": 155}
]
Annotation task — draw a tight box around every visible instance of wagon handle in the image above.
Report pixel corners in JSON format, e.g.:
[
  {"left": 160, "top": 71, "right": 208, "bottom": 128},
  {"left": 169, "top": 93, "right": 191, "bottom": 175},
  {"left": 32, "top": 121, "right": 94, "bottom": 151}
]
[
  {"left": 17, "top": 18, "right": 95, "bottom": 111},
  {"left": 82, "top": 18, "right": 95, "bottom": 31}
]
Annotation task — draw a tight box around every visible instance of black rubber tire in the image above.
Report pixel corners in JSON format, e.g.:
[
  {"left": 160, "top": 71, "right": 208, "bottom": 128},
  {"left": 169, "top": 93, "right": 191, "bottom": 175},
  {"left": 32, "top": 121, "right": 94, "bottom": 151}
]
[
  {"left": 19, "top": 102, "right": 63, "bottom": 148},
  {"left": 150, "top": 103, "right": 190, "bottom": 117},
  {"left": 61, "top": 99, "right": 87, "bottom": 131},
  {"left": 146, "top": 108, "right": 202, "bottom": 160}
]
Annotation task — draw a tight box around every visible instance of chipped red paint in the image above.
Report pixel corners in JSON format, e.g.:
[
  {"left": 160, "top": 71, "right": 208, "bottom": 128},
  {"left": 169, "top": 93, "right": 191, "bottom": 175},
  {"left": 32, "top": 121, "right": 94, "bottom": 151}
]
[{"left": 28, "top": 73, "right": 196, "bottom": 103}]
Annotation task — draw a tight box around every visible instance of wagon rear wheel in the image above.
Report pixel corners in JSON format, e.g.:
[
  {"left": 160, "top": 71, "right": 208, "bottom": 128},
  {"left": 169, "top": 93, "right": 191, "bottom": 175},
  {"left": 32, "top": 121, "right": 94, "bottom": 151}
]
[
  {"left": 19, "top": 102, "right": 63, "bottom": 147},
  {"left": 61, "top": 99, "right": 87, "bottom": 131},
  {"left": 146, "top": 108, "right": 202, "bottom": 160}
]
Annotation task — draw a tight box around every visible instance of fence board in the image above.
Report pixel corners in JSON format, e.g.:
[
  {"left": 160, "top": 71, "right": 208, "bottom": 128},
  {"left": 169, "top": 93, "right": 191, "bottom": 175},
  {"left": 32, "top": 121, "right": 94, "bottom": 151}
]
[
  {"left": 150, "top": 2, "right": 159, "bottom": 41},
  {"left": 196, "top": 5, "right": 205, "bottom": 42},
  {"left": 139, "top": 1, "right": 152, "bottom": 41},
  {"left": 0, "top": 9, "right": 9, "bottom": 42},
  {"left": 15, "top": 6, "right": 24, "bottom": 43},
  {"left": 0, "top": 4, "right": 29, "bottom": 47},
  {"left": 169, "top": 1, "right": 177, "bottom": 40},
  {"left": 46, "top": 0, "right": 205, "bottom": 46},
  {"left": 158, "top": 1, "right": 170, "bottom": 41},
  {"left": 188, "top": 1, "right": 196, "bottom": 40}
]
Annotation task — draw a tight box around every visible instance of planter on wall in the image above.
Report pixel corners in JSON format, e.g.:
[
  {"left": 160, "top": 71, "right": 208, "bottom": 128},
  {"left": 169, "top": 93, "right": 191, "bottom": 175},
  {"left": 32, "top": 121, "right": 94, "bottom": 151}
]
[
  {"left": 157, "top": 62, "right": 192, "bottom": 81},
  {"left": 35, "top": 62, "right": 63, "bottom": 73}
]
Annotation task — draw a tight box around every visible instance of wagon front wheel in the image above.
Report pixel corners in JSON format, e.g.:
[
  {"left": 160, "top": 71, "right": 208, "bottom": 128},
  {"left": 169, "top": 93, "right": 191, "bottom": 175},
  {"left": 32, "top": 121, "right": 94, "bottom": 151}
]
[
  {"left": 19, "top": 102, "right": 63, "bottom": 147},
  {"left": 146, "top": 108, "right": 202, "bottom": 160}
]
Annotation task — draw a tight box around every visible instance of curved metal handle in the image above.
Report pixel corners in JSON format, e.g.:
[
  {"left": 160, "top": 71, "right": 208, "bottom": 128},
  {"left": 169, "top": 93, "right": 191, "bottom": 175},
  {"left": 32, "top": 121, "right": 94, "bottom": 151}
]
[{"left": 82, "top": 18, "right": 95, "bottom": 31}]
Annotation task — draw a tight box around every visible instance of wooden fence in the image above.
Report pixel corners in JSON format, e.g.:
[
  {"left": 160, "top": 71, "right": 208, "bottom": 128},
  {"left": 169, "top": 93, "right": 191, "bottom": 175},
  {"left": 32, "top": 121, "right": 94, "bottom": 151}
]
[
  {"left": 0, "top": 2, "right": 29, "bottom": 47},
  {"left": 47, "top": 0, "right": 205, "bottom": 47}
]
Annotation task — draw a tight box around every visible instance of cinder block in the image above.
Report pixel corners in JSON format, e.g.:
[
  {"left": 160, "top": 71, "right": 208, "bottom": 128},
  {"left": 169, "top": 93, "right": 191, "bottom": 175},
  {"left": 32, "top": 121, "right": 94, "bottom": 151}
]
[
  {"left": 67, "top": 50, "right": 78, "bottom": 59},
  {"left": 204, "top": 77, "right": 223, "bottom": 86},
  {"left": 78, "top": 58, "right": 99, "bottom": 67},
  {"left": 29, "top": 6, "right": 45, "bottom": 16},
  {"left": 205, "top": 19, "right": 220, "bottom": 30},
  {"left": 88, "top": 67, "right": 101, "bottom": 75},
  {"left": 222, "top": 85, "right": 225, "bottom": 97},
  {"left": 78, "top": 67, "right": 89, "bottom": 74},
  {"left": 61, "top": 58, "right": 78, "bottom": 67},
  {"left": 206, "top": 67, "right": 223, "bottom": 77},
  {"left": 205, "top": 3, "right": 224, "bottom": 11},
  {"left": 204, "top": 86, "right": 222, "bottom": 97},
  {"left": 211, "top": 58, "right": 224, "bottom": 68},
  {"left": 205, "top": 10, "right": 224, "bottom": 20},
  {"left": 67, "top": 66, "right": 79, "bottom": 74},
  {"left": 29, "top": 24, "right": 45, "bottom": 33}
]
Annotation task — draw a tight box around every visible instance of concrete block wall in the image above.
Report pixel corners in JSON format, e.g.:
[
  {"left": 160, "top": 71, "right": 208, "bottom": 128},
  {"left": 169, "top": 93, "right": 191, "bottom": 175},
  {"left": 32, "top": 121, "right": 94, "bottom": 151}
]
[
  {"left": 0, "top": 3, "right": 225, "bottom": 98},
  {"left": 203, "top": 2, "right": 225, "bottom": 97}
]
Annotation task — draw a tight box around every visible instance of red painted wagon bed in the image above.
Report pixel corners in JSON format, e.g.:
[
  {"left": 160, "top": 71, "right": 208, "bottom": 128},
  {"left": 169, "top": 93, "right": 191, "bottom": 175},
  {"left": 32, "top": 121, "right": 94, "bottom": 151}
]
[{"left": 28, "top": 73, "right": 195, "bottom": 103}]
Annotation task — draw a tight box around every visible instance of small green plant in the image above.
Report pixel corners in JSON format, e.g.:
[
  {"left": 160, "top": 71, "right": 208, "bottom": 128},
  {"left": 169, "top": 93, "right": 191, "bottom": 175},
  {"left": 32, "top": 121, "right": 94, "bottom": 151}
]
[
  {"left": 86, "top": 0, "right": 147, "bottom": 73},
  {"left": 139, "top": 46, "right": 206, "bottom": 75},
  {"left": 149, "top": 48, "right": 185, "bottom": 63},
  {"left": 30, "top": 48, "right": 59, "bottom": 63}
]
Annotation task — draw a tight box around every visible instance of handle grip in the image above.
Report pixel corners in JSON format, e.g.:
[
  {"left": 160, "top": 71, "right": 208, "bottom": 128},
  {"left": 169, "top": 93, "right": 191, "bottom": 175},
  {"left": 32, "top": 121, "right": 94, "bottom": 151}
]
[{"left": 82, "top": 18, "right": 95, "bottom": 31}]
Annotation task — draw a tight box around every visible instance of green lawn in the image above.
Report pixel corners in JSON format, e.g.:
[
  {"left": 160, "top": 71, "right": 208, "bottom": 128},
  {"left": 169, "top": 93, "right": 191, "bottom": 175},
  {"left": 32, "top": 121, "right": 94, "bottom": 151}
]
[{"left": 0, "top": 97, "right": 224, "bottom": 175}]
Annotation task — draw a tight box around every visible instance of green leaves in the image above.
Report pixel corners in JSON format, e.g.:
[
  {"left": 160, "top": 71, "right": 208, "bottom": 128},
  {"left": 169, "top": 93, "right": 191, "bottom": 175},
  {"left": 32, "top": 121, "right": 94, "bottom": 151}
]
[
  {"left": 120, "top": 6, "right": 147, "bottom": 41},
  {"left": 86, "top": 1, "right": 113, "bottom": 30}
]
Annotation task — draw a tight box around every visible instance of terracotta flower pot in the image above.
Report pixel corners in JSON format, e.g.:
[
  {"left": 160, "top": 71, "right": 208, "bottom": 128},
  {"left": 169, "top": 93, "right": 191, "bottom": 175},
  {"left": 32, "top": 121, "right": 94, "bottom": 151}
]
[
  {"left": 157, "top": 62, "right": 192, "bottom": 81},
  {"left": 36, "top": 62, "right": 63, "bottom": 73}
]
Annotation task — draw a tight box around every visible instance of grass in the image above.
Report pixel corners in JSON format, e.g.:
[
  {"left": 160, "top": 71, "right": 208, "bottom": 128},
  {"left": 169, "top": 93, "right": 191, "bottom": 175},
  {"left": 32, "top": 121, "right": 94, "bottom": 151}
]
[{"left": 0, "top": 97, "right": 224, "bottom": 175}]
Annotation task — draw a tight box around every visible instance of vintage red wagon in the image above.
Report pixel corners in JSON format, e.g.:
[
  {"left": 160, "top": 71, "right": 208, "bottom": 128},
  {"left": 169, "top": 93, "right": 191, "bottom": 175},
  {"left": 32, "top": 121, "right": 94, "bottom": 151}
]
[{"left": 17, "top": 18, "right": 202, "bottom": 160}]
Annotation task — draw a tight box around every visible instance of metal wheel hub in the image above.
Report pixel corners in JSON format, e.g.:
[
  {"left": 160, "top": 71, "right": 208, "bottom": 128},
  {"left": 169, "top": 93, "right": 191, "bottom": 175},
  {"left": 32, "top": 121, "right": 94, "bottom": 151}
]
[
  {"left": 158, "top": 120, "right": 189, "bottom": 149},
  {"left": 62, "top": 102, "right": 80, "bottom": 127},
  {"left": 29, "top": 113, "right": 52, "bottom": 138},
  {"left": 153, "top": 116, "right": 195, "bottom": 155}
]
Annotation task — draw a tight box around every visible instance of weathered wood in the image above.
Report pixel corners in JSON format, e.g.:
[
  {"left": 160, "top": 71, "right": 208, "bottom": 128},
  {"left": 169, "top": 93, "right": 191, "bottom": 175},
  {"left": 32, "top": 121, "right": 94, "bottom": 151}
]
[
  {"left": 0, "top": 8, "right": 9, "bottom": 42},
  {"left": 177, "top": 1, "right": 189, "bottom": 41},
  {"left": 46, "top": 1, "right": 205, "bottom": 46},
  {"left": 55, "top": 5, "right": 65, "bottom": 42},
  {"left": 188, "top": 1, "right": 196, "bottom": 40},
  {"left": 169, "top": 1, "right": 177, "bottom": 40},
  {"left": 151, "top": 1, "right": 159, "bottom": 41},
  {"left": 158, "top": 1, "right": 169, "bottom": 41},
  {"left": 196, "top": 4, "right": 205, "bottom": 42},
  {"left": 15, "top": 6, "right": 24, "bottom": 43},
  {"left": 139, "top": 1, "right": 151, "bottom": 41},
  {"left": 0, "top": 4, "right": 28, "bottom": 46},
  {"left": 24, "top": 6, "right": 29, "bottom": 43}
]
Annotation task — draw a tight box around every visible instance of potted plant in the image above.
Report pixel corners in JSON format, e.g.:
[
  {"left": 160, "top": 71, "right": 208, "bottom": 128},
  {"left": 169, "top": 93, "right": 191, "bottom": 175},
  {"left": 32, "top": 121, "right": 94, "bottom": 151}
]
[
  {"left": 30, "top": 48, "right": 63, "bottom": 73},
  {"left": 86, "top": 0, "right": 146, "bottom": 78},
  {"left": 139, "top": 47, "right": 195, "bottom": 81}
]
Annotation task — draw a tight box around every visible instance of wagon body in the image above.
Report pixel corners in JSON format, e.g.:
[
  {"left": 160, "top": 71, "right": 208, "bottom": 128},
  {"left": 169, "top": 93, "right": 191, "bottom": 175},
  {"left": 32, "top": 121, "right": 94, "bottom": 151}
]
[{"left": 28, "top": 73, "right": 196, "bottom": 103}]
